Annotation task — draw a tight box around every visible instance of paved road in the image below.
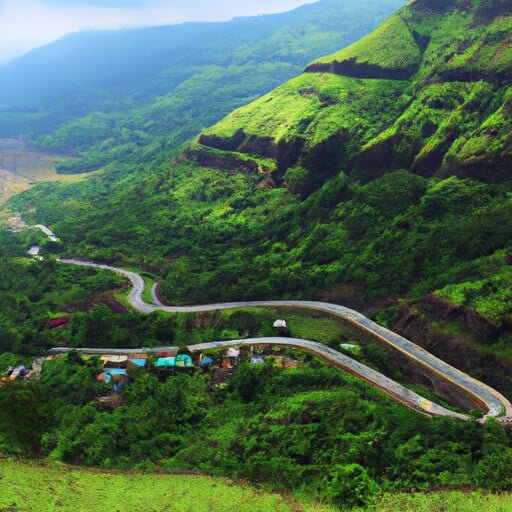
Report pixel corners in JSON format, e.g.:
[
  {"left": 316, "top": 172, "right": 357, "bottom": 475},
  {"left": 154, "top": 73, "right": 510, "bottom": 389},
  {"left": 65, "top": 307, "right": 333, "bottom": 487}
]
[
  {"left": 34, "top": 224, "right": 59, "bottom": 242},
  {"left": 151, "top": 283, "right": 165, "bottom": 307},
  {"left": 59, "top": 258, "right": 512, "bottom": 420},
  {"left": 187, "top": 337, "right": 468, "bottom": 420}
]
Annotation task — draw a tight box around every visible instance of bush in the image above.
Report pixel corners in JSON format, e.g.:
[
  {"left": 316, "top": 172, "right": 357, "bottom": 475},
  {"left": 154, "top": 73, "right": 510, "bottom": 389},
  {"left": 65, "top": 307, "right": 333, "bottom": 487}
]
[{"left": 324, "top": 463, "right": 379, "bottom": 508}]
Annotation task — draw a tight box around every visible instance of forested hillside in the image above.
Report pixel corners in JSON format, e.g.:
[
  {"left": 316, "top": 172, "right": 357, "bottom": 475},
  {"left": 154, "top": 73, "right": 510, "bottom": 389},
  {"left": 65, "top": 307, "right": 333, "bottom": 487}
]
[
  {"left": 0, "top": 0, "right": 402, "bottom": 174},
  {"left": 9, "top": 0, "right": 512, "bottom": 393},
  {"left": 2, "top": 0, "right": 512, "bottom": 508}
]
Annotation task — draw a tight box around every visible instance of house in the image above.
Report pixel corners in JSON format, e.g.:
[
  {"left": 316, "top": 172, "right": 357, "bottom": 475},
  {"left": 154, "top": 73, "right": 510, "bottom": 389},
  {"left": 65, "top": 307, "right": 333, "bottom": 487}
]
[
  {"left": 102, "top": 355, "right": 128, "bottom": 369},
  {"left": 48, "top": 317, "right": 70, "bottom": 330},
  {"left": 97, "top": 368, "right": 129, "bottom": 392},
  {"left": 175, "top": 354, "right": 193, "bottom": 368},
  {"left": 128, "top": 358, "right": 147, "bottom": 368},
  {"left": 273, "top": 319, "right": 287, "bottom": 329},
  {"left": 199, "top": 356, "right": 215, "bottom": 368}
]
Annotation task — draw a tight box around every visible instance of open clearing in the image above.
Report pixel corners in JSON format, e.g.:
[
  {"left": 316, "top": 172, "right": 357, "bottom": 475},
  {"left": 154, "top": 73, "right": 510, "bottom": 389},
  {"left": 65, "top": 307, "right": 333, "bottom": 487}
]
[
  {"left": 0, "top": 169, "right": 30, "bottom": 205},
  {"left": 0, "top": 139, "right": 90, "bottom": 203},
  {"left": 359, "top": 491, "right": 512, "bottom": 512},
  {"left": 0, "top": 460, "right": 333, "bottom": 512},
  {"left": 3, "top": 461, "right": 512, "bottom": 512}
]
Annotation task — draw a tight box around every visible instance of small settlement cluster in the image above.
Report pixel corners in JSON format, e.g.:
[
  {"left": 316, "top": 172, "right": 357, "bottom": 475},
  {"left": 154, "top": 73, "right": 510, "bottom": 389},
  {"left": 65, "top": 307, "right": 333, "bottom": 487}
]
[
  {"left": 47, "top": 338, "right": 300, "bottom": 392},
  {"left": 0, "top": 359, "right": 44, "bottom": 385},
  {"left": 1, "top": 318, "right": 297, "bottom": 390}
]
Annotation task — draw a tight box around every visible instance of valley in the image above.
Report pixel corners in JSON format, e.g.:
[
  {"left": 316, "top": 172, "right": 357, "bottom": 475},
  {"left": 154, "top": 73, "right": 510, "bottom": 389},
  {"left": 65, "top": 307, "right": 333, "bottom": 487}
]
[
  {"left": 1, "top": 0, "right": 512, "bottom": 509},
  {"left": 53, "top": 257, "right": 510, "bottom": 420},
  {"left": 0, "top": 138, "right": 88, "bottom": 206}
]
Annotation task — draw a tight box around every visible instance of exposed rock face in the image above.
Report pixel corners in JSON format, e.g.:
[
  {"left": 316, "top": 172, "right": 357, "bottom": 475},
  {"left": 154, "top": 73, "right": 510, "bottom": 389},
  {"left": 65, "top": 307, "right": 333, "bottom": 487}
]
[
  {"left": 183, "top": 147, "right": 259, "bottom": 174},
  {"left": 389, "top": 294, "right": 512, "bottom": 397},
  {"left": 239, "top": 135, "right": 277, "bottom": 159},
  {"left": 276, "top": 137, "right": 306, "bottom": 175},
  {"left": 305, "top": 59, "right": 418, "bottom": 80},
  {"left": 352, "top": 134, "right": 421, "bottom": 183},
  {"left": 301, "top": 129, "right": 348, "bottom": 189},
  {"left": 417, "top": 294, "right": 500, "bottom": 342},
  {"left": 198, "top": 129, "right": 246, "bottom": 152},
  {"left": 410, "top": 0, "right": 457, "bottom": 13},
  {"left": 191, "top": 0, "right": 512, "bottom": 191}
]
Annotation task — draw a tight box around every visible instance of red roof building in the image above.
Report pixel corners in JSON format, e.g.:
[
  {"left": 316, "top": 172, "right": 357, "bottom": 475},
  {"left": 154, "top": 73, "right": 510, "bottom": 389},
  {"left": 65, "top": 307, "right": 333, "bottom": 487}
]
[{"left": 48, "top": 317, "right": 71, "bottom": 330}]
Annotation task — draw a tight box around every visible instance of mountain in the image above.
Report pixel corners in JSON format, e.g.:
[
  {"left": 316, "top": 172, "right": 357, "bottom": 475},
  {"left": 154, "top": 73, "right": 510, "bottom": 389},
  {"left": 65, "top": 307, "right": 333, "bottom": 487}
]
[
  {"left": 10, "top": 0, "right": 512, "bottom": 395},
  {"left": 0, "top": 0, "right": 403, "bottom": 164},
  {"left": 196, "top": 0, "right": 512, "bottom": 186},
  {"left": 3, "top": 0, "right": 512, "bottom": 503}
]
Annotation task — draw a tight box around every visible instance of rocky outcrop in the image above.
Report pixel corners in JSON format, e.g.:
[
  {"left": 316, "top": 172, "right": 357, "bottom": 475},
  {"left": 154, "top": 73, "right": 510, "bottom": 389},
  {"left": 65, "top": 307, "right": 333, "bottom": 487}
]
[
  {"left": 389, "top": 294, "right": 512, "bottom": 398},
  {"left": 301, "top": 129, "right": 348, "bottom": 190},
  {"left": 305, "top": 58, "right": 417, "bottom": 80},
  {"left": 352, "top": 133, "right": 421, "bottom": 183},
  {"left": 275, "top": 136, "right": 306, "bottom": 175},
  {"left": 198, "top": 129, "right": 246, "bottom": 152},
  {"left": 442, "top": 138, "right": 512, "bottom": 183},
  {"left": 239, "top": 135, "right": 277, "bottom": 159},
  {"left": 183, "top": 147, "right": 259, "bottom": 174},
  {"left": 199, "top": 130, "right": 277, "bottom": 160}
]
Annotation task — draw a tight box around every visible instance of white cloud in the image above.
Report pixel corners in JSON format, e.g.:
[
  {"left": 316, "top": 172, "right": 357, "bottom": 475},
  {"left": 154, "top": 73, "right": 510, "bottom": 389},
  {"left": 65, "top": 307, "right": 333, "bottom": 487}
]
[{"left": 0, "top": 0, "right": 310, "bottom": 64}]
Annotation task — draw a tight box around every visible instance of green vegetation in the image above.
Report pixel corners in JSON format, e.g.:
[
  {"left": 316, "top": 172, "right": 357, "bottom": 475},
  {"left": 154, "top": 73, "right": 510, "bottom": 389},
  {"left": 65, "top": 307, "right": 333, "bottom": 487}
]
[
  {"left": 4, "top": 460, "right": 512, "bottom": 512},
  {"left": 309, "top": 13, "right": 421, "bottom": 77},
  {"left": 0, "top": 460, "right": 308, "bottom": 512},
  {"left": 4, "top": 1, "right": 511, "bottom": 402},
  {"left": 199, "top": 73, "right": 406, "bottom": 156},
  {"left": 436, "top": 251, "right": 512, "bottom": 324},
  {"left": 0, "top": 0, "right": 403, "bottom": 177},
  {"left": 286, "top": 311, "right": 353, "bottom": 344},
  {"left": 3, "top": 353, "right": 512, "bottom": 509},
  {"left": 358, "top": 491, "right": 512, "bottom": 512},
  {"left": 1, "top": 0, "right": 512, "bottom": 507},
  {"left": 0, "top": 231, "right": 124, "bottom": 355}
]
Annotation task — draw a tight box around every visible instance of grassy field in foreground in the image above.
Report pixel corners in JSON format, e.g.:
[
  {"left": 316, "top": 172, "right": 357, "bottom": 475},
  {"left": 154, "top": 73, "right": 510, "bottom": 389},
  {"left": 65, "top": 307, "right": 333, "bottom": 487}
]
[
  {"left": 358, "top": 491, "right": 512, "bottom": 512},
  {"left": 0, "top": 460, "right": 334, "bottom": 512},
  {"left": 3, "top": 461, "right": 512, "bottom": 512}
]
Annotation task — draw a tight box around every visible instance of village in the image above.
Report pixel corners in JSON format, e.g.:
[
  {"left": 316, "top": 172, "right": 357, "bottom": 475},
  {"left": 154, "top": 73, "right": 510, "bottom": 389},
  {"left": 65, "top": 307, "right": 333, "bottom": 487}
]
[{"left": 0, "top": 318, "right": 303, "bottom": 392}]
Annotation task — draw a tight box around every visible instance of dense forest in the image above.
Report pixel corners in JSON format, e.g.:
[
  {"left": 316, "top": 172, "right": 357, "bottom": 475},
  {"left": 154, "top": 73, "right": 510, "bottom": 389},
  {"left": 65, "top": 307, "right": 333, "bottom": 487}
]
[
  {"left": 3, "top": 352, "right": 512, "bottom": 509},
  {"left": 0, "top": 0, "right": 402, "bottom": 174},
  {"left": 2, "top": 0, "right": 512, "bottom": 508},
  {"left": 10, "top": 0, "right": 512, "bottom": 386}
]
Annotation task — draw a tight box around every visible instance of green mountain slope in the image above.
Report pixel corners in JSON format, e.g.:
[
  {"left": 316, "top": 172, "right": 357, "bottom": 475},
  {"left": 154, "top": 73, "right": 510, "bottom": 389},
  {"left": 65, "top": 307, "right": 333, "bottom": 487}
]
[
  {"left": 0, "top": 0, "right": 403, "bottom": 175},
  {"left": 307, "top": 13, "right": 422, "bottom": 79},
  {"left": 6, "top": 0, "right": 512, "bottom": 392},
  {"left": 196, "top": 0, "right": 512, "bottom": 186}
]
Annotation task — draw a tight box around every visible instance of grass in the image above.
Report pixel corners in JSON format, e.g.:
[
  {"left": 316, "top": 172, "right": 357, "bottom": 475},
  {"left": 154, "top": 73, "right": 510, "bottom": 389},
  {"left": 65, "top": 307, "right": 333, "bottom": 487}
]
[
  {"left": 121, "top": 266, "right": 159, "bottom": 305},
  {"left": 435, "top": 256, "right": 512, "bottom": 324},
  {"left": 358, "top": 491, "right": 512, "bottom": 512},
  {"left": 201, "top": 73, "right": 406, "bottom": 151},
  {"left": 0, "top": 170, "right": 30, "bottom": 205},
  {"left": 142, "top": 275, "right": 157, "bottom": 305},
  {"left": 285, "top": 310, "right": 355, "bottom": 344},
  {"left": 3, "top": 461, "right": 512, "bottom": 512},
  {"left": 0, "top": 460, "right": 331, "bottom": 512},
  {"left": 310, "top": 13, "right": 421, "bottom": 75}
]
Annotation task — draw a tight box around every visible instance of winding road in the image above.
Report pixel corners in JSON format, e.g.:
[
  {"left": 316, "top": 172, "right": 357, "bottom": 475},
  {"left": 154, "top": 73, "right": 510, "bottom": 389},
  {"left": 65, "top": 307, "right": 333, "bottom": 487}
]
[{"left": 59, "top": 258, "right": 512, "bottom": 422}]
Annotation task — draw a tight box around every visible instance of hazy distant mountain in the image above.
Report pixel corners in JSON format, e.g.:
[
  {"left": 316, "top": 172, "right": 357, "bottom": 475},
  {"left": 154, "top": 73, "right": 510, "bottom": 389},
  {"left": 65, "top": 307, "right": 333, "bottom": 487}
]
[{"left": 0, "top": 0, "right": 402, "bottom": 112}]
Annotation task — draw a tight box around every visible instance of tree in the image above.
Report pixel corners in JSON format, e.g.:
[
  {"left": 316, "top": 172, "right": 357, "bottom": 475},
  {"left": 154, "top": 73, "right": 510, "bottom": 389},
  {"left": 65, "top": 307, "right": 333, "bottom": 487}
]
[{"left": 324, "top": 463, "right": 378, "bottom": 508}]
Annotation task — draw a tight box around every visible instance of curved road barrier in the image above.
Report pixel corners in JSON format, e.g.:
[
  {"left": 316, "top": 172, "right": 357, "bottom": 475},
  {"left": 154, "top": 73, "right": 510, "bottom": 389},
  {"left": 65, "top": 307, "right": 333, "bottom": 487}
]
[
  {"left": 188, "top": 337, "right": 468, "bottom": 420},
  {"left": 59, "top": 258, "right": 512, "bottom": 421}
]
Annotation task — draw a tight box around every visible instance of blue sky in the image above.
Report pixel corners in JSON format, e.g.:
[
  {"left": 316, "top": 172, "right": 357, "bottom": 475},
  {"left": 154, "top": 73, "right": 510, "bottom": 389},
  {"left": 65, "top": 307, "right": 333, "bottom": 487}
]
[{"left": 0, "top": 0, "right": 311, "bottom": 64}]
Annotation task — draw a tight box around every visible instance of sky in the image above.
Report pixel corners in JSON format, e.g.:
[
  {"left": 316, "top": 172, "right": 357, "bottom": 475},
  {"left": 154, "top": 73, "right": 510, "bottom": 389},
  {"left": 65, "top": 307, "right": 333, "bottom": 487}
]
[{"left": 0, "top": 0, "right": 311, "bottom": 64}]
